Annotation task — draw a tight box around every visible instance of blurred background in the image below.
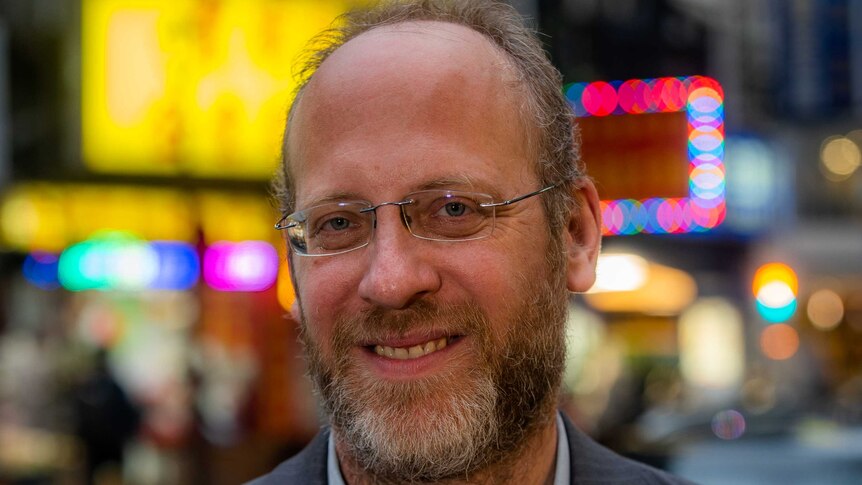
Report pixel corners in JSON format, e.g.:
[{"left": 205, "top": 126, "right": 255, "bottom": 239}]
[{"left": 0, "top": 0, "right": 859, "bottom": 483}]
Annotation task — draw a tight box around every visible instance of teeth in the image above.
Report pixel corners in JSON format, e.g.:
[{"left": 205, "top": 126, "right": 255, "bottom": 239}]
[
  {"left": 408, "top": 345, "right": 424, "bottom": 358},
  {"left": 374, "top": 337, "right": 450, "bottom": 360}
]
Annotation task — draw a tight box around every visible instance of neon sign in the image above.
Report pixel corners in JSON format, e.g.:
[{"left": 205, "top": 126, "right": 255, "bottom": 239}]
[
  {"left": 565, "top": 76, "right": 725, "bottom": 235},
  {"left": 81, "top": 0, "right": 360, "bottom": 179}
]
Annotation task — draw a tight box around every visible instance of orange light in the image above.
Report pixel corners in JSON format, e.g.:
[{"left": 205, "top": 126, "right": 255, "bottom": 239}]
[
  {"left": 276, "top": 246, "right": 296, "bottom": 313},
  {"left": 759, "top": 324, "right": 799, "bottom": 361},
  {"left": 752, "top": 262, "right": 798, "bottom": 297}
]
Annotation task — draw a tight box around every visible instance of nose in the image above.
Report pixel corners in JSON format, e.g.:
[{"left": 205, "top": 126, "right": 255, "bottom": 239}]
[{"left": 357, "top": 206, "right": 441, "bottom": 309}]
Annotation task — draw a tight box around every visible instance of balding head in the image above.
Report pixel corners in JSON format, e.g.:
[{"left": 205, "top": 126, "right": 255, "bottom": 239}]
[
  {"left": 273, "top": 0, "right": 584, "bottom": 236},
  {"left": 288, "top": 21, "right": 534, "bottom": 205}
]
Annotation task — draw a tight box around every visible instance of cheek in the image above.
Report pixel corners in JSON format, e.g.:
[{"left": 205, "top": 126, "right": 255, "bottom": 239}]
[
  {"left": 295, "top": 261, "right": 361, "bottom": 343},
  {"left": 459, "top": 236, "right": 553, "bottom": 335},
  {"left": 453, "top": 250, "right": 526, "bottom": 321}
]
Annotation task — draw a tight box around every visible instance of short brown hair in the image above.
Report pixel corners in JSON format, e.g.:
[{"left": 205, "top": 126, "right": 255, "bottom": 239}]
[{"left": 273, "top": 0, "right": 584, "bottom": 235}]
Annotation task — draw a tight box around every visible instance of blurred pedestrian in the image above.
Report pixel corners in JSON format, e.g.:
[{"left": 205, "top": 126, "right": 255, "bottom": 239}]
[{"left": 73, "top": 349, "right": 140, "bottom": 485}]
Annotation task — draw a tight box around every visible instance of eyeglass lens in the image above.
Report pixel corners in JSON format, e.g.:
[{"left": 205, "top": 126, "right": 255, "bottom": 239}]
[{"left": 285, "top": 190, "right": 496, "bottom": 255}]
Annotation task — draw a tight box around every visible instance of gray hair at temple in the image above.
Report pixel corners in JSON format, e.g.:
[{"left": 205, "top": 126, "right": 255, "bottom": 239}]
[{"left": 272, "top": 0, "right": 585, "bottom": 236}]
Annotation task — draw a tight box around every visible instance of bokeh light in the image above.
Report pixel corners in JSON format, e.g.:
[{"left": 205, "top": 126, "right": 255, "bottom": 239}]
[
  {"left": 756, "top": 299, "right": 797, "bottom": 323},
  {"left": 617, "top": 79, "right": 649, "bottom": 114},
  {"left": 679, "top": 298, "right": 745, "bottom": 389},
  {"left": 59, "top": 236, "right": 156, "bottom": 291},
  {"left": 753, "top": 263, "right": 799, "bottom": 323},
  {"left": 58, "top": 235, "right": 199, "bottom": 291},
  {"left": 807, "top": 289, "right": 844, "bottom": 330},
  {"left": 820, "top": 135, "right": 861, "bottom": 181},
  {"left": 22, "top": 252, "right": 61, "bottom": 290},
  {"left": 752, "top": 263, "right": 798, "bottom": 296},
  {"left": 759, "top": 323, "right": 800, "bottom": 360},
  {"left": 203, "top": 241, "right": 278, "bottom": 292},
  {"left": 569, "top": 76, "right": 725, "bottom": 236},
  {"left": 711, "top": 409, "right": 746, "bottom": 440},
  {"left": 589, "top": 253, "right": 648, "bottom": 292},
  {"left": 150, "top": 241, "right": 200, "bottom": 290},
  {"left": 582, "top": 81, "right": 618, "bottom": 116},
  {"left": 276, "top": 246, "right": 296, "bottom": 312}
]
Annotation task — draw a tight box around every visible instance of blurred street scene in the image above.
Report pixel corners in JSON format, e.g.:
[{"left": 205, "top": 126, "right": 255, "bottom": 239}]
[{"left": 0, "top": 0, "right": 860, "bottom": 483}]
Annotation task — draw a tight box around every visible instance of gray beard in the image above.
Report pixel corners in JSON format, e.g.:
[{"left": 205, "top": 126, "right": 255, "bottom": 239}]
[{"left": 300, "top": 265, "right": 568, "bottom": 483}]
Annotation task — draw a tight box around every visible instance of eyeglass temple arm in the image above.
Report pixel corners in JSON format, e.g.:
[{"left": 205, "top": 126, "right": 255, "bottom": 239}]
[
  {"left": 274, "top": 213, "right": 297, "bottom": 230},
  {"left": 479, "top": 183, "right": 559, "bottom": 208}
]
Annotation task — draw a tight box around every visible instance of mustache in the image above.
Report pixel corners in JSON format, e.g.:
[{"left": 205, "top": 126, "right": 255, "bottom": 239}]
[{"left": 331, "top": 300, "right": 490, "bottom": 347}]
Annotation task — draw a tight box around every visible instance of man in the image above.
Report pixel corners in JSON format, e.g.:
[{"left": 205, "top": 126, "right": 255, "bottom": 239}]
[{"left": 252, "top": 1, "right": 694, "bottom": 483}]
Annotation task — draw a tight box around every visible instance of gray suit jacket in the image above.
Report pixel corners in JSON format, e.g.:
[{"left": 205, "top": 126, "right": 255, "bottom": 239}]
[{"left": 246, "top": 413, "right": 694, "bottom": 484}]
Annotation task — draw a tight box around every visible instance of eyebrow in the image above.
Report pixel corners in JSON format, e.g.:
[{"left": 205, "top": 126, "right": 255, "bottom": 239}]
[{"left": 300, "top": 175, "right": 500, "bottom": 209}]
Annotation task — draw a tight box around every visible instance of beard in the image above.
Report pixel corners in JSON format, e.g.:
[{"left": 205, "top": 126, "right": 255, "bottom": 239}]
[{"left": 299, "top": 252, "right": 569, "bottom": 483}]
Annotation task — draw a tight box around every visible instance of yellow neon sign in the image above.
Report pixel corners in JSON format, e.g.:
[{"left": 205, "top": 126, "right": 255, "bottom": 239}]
[
  {"left": 82, "top": 0, "right": 359, "bottom": 178},
  {"left": 0, "top": 183, "right": 279, "bottom": 251}
]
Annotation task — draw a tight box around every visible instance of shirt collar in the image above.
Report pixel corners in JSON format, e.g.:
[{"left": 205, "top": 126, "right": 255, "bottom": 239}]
[{"left": 327, "top": 412, "right": 570, "bottom": 485}]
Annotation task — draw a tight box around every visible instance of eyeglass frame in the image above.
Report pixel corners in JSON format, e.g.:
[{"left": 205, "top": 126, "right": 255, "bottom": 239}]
[{"left": 274, "top": 183, "right": 560, "bottom": 257}]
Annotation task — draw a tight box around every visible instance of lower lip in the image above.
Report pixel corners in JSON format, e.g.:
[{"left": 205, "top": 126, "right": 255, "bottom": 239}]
[{"left": 356, "top": 336, "right": 467, "bottom": 380}]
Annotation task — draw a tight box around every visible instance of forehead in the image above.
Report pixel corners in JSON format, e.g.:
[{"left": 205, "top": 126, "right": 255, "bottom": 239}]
[{"left": 288, "top": 21, "right": 535, "bottom": 205}]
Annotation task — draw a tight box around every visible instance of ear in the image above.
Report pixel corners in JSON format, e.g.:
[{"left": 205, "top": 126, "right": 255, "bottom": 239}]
[{"left": 564, "top": 179, "right": 602, "bottom": 292}]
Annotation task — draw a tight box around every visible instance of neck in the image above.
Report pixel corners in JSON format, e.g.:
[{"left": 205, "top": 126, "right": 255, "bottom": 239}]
[{"left": 336, "top": 412, "right": 559, "bottom": 485}]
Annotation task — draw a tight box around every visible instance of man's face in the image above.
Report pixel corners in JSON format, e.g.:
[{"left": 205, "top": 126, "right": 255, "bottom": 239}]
[{"left": 287, "top": 22, "right": 570, "bottom": 481}]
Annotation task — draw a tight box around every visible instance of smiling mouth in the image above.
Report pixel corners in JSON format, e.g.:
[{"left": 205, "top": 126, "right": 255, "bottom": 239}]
[{"left": 371, "top": 336, "right": 460, "bottom": 360}]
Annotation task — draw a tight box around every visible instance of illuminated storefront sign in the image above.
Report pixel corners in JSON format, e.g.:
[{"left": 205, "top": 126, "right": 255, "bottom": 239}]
[
  {"left": 203, "top": 240, "right": 278, "bottom": 291},
  {"left": 0, "top": 183, "right": 277, "bottom": 252},
  {"left": 565, "top": 76, "right": 725, "bottom": 235},
  {"left": 46, "top": 235, "right": 280, "bottom": 292},
  {"left": 82, "top": 0, "right": 362, "bottom": 178},
  {"left": 2, "top": 184, "right": 287, "bottom": 293},
  {"left": 0, "top": 183, "right": 195, "bottom": 251},
  {"left": 58, "top": 234, "right": 199, "bottom": 291}
]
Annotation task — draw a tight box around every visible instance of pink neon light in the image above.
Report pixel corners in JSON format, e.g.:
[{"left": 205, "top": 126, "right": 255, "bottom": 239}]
[
  {"left": 618, "top": 79, "right": 649, "bottom": 114},
  {"left": 203, "top": 241, "right": 278, "bottom": 292},
  {"left": 583, "top": 81, "right": 618, "bottom": 116}
]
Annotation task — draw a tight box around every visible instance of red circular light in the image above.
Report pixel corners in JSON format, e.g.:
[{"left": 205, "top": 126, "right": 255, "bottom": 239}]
[
  {"left": 583, "top": 81, "right": 618, "bottom": 116},
  {"left": 659, "top": 78, "right": 686, "bottom": 111},
  {"left": 686, "top": 76, "right": 724, "bottom": 99},
  {"left": 618, "top": 79, "right": 647, "bottom": 114}
]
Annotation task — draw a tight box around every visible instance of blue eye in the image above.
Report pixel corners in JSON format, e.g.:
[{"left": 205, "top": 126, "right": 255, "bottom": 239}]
[
  {"left": 327, "top": 217, "right": 351, "bottom": 230},
  {"left": 444, "top": 202, "right": 467, "bottom": 217}
]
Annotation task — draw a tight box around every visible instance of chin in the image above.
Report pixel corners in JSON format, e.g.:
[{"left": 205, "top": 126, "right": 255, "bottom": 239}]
[{"left": 333, "top": 363, "right": 502, "bottom": 482}]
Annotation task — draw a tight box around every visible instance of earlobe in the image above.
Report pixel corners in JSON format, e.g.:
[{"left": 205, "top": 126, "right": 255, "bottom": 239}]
[{"left": 565, "top": 179, "right": 602, "bottom": 293}]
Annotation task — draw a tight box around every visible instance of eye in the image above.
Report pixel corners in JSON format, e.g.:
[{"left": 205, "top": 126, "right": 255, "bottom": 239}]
[
  {"left": 431, "top": 197, "right": 478, "bottom": 218},
  {"left": 443, "top": 201, "right": 467, "bottom": 217},
  {"left": 325, "top": 216, "right": 352, "bottom": 231},
  {"left": 309, "top": 209, "right": 364, "bottom": 235}
]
